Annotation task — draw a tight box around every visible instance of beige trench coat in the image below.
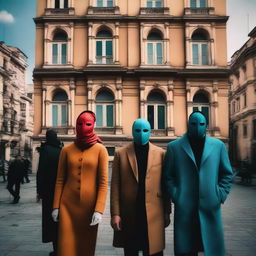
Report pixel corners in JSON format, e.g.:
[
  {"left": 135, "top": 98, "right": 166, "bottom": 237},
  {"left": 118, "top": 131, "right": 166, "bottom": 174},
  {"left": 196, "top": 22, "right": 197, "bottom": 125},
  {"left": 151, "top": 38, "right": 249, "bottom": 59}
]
[{"left": 111, "top": 142, "right": 169, "bottom": 255}]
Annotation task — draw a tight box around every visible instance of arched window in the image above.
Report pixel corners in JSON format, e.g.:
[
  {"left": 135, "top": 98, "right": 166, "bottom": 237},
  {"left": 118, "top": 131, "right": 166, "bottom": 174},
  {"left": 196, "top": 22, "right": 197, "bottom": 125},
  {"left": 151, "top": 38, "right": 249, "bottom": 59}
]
[
  {"left": 147, "top": 0, "right": 162, "bottom": 7},
  {"left": 193, "top": 91, "right": 210, "bottom": 124},
  {"left": 96, "top": 90, "right": 114, "bottom": 127},
  {"left": 55, "top": 0, "right": 68, "bottom": 8},
  {"left": 96, "top": 29, "right": 113, "bottom": 64},
  {"left": 52, "top": 30, "right": 68, "bottom": 64},
  {"left": 147, "top": 30, "right": 163, "bottom": 65},
  {"left": 97, "top": 0, "right": 113, "bottom": 7},
  {"left": 52, "top": 90, "right": 68, "bottom": 127},
  {"left": 147, "top": 90, "right": 166, "bottom": 129},
  {"left": 191, "top": 29, "right": 210, "bottom": 65},
  {"left": 190, "top": 0, "right": 207, "bottom": 8}
]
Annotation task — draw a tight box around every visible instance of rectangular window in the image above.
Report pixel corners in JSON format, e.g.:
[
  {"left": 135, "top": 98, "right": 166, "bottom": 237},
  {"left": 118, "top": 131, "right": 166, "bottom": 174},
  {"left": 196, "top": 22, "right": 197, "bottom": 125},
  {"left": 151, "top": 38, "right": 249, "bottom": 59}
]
[
  {"left": 97, "top": 0, "right": 113, "bottom": 7},
  {"left": 191, "top": 0, "right": 207, "bottom": 7},
  {"left": 192, "top": 44, "right": 199, "bottom": 65},
  {"left": 147, "top": 0, "right": 162, "bottom": 7},
  {"left": 96, "top": 104, "right": 114, "bottom": 127},
  {"left": 158, "top": 105, "right": 165, "bottom": 129},
  {"left": 107, "top": 147, "right": 115, "bottom": 156},
  {"left": 147, "top": 105, "right": 154, "bottom": 129},
  {"left": 96, "top": 40, "right": 113, "bottom": 64},
  {"left": 201, "top": 43, "right": 208, "bottom": 65},
  {"left": 61, "top": 105, "right": 67, "bottom": 126},
  {"left": 243, "top": 124, "right": 247, "bottom": 137},
  {"left": 52, "top": 44, "right": 58, "bottom": 64},
  {"left": 52, "top": 105, "right": 58, "bottom": 126},
  {"left": 96, "top": 105, "right": 103, "bottom": 126},
  {"left": 253, "top": 120, "right": 256, "bottom": 139},
  {"left": 97, "top": 0, "right": 103, "bottom": 7},
  {"left": 107, "top": 0, "right": 113, "bottom": 7},
  {"left": 61, "top": 44, "right": 67, "bottom": 64},
  {"left": 237, "top": 98, "right": 240, "bottom": 112},
  {"left": 243, "top": 93, "right": 247, "bottom": 108},
  {"left": 191, "top": 0, "right": 197, "bottom": 7},
  {"left": 106, "top": 105, "right": 114, "bottom": 127},
  {"left": 147, "top": 42, "right": 163, "bottom": 65}
]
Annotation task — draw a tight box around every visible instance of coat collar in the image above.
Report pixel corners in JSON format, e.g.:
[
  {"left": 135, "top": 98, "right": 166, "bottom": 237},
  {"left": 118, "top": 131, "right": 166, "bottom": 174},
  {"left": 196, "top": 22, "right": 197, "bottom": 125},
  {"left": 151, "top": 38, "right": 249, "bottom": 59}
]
[
  {"left": 181, "top": 133, "right": 213, "bottom": 169},
  {"left": 126, "top": 142, "right": 156, "bottom": 182}
]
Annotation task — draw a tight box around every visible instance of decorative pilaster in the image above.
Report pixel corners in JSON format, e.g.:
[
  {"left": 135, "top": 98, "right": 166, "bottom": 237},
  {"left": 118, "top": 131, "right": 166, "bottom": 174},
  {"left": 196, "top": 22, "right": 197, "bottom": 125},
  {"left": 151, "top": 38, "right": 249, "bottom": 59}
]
[{"left": 140, "top": 80, "right": 146, "bottom": 118}]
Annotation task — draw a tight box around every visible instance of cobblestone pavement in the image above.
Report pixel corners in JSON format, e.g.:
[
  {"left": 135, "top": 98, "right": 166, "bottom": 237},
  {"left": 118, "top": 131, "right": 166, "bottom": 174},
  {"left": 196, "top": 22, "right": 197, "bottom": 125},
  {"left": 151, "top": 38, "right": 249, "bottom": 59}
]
[{"left": 0, "top": 175, "right": 255, "bottom": 256}]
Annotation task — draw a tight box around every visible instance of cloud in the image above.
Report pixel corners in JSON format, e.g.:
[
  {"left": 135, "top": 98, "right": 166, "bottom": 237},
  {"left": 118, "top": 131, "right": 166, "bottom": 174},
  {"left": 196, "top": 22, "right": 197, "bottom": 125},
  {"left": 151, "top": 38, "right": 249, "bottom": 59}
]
[{"left": 0, "top": 10, "right": 15, "bottom": 24}]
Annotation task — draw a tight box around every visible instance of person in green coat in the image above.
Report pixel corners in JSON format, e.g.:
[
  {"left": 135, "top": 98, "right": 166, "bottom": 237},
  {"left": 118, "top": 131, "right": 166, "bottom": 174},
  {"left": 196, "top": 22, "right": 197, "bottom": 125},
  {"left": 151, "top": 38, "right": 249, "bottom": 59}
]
[{"left": 164, "top": 111, "right": 233, "bottom": 256}]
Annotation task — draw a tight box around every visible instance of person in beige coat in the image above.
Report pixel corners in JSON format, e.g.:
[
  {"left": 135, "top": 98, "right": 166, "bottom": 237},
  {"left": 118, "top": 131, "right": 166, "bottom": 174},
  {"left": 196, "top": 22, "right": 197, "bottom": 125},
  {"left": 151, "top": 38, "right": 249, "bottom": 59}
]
[{"left": 111, "top": 119, "right": 171, "bottom": 256}]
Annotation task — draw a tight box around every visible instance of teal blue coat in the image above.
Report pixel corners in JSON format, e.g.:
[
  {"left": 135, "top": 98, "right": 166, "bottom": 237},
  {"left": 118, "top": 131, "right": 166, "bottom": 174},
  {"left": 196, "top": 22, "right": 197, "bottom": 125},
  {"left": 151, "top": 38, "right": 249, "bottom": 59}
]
[{"left": 164, "top": 134, "right": 233, "bottom": 256}]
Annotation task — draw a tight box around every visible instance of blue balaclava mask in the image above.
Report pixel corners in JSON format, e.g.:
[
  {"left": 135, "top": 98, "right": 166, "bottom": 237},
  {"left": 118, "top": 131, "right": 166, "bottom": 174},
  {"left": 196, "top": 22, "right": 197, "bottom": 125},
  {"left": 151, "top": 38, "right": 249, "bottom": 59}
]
[
  {"left": 188, "top": 112, "right": 207, "bottom": 139},
  {"left": 132, "top": 119, "right": 151, "bottom": 146}
]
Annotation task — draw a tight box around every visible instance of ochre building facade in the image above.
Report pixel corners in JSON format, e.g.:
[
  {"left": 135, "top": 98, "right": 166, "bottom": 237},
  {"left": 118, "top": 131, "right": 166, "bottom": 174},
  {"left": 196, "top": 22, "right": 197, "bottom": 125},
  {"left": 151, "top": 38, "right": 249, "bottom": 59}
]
[
  {"left": 229, "top": 27, "right": 256, "bottom": 168},
  {"left": 33, "top": 0, "right": 230, "bottom": 167}
]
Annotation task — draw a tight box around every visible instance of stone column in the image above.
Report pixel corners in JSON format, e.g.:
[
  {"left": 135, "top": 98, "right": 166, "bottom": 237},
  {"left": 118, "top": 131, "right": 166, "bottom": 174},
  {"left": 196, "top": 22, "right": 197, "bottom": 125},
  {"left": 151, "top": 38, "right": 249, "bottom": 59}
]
[
  {"left": 185, "top": 25, "right": 191, "bottom": 66},
  {"left": 88, "top": 23, "right": 93, "bottom": 64},
  {"left": 140, "top": 23, "right": 145, "bottom": 66},
  {"left": 70, "top": 78, "right": 76, "bottom": 128},
  {"left": 167, "top": 79, "right": 174, "bottom": 136},
  {"left": 165, "top": 22, "right": 170, "bottom": 65},
  {"left": 87, "top": 79, "right": 93, "bottom": 111},
  {"left": 140, "top": 80, "right": 146, "bottom": 118},
  {"left": 114, "top": 22, "right": 120, "bottom": 64}
]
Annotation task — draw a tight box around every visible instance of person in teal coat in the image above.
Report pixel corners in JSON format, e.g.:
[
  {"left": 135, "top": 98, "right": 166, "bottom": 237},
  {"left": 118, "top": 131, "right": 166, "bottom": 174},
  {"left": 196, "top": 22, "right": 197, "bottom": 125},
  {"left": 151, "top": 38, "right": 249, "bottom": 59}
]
[{"left": 164, "top": 111, "right": 233, "bottom": 256}]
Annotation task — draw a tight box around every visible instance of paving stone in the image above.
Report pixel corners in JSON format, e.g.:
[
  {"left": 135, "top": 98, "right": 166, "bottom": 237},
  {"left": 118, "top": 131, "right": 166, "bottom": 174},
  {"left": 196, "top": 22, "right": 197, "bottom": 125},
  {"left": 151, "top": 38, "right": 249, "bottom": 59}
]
[{"left": 0, "top": 175, "right": 255, "bottom": 256}]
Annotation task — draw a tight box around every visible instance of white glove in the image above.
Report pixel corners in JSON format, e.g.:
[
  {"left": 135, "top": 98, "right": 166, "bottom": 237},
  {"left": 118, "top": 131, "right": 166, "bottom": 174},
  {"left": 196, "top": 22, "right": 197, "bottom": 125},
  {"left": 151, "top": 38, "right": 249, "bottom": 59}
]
[
  {"left": 52, "top": 208, "right": 59, "bottom": 222},
  {"left": 90, "top": 212, "right": 102, "bottom": 226}
]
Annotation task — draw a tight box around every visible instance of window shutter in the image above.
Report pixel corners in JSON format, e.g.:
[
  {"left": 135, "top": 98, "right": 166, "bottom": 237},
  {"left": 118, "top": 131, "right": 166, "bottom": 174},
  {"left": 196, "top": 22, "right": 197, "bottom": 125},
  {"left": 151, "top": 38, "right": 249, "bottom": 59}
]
[
  {"left": 52, "top": 105, "right": 58, "bottom": 126},
  {"left": 156, "top": 43, "right": 163, "bottom": 64},
  {"left": 107, "top": 105, "right": 114, "bottom": 127},
  {"left": 192, "top": 44, "right": 199, "bottom": 65},
  {"left": 61, "top": 105, "right": 67, "bottom": 126},
  {"left": 200, "top": 0, "right": 206, "bottom": 7},
  {"left": 97, "top": 0, "right": 103, "bottom": 7},
  {"left": 147, "top": 43, "right": 153, "bottom": 64},
  {"left": 158, "top": 105, "right": 165, "bottom": 129},
  {"left": 191, "top": 0, "right": 197, "bottom": 7},
  {"left": 64, "top": 0, "right": 68, "bottom": 8},
  {"left": 61, "top": 44, "right": 67, "bottom": 64},
  {"left": 52, "top": 44, "right": 58, "bottom": 64},
  {"left": 55, "top": 0, "right": 60, "bottom": 8},
  {"left": 201, "top": 44, "right": 208, "bottom": 65},
  {"left": 107, "top": 0, "right": 113, "bottom": 7},
  {"left": 155, "top": 1, "right": 162, "bottom": 7},
  {"left": 106, "top": 40, "right": 113, "bottom": 56},
  {"left": 96, "top": 105, "right": 103, "bottom": 127},
  {"left": 147, "top": 105, "right": 154, "bottom": 129},
  {"left": 201, "top": 106, "right": 209, "bottom": 125},
  {"left": 96, "top": 41, "right": 102, "bottom": 56},
  {"left": 147, "top": 1, "right": 153, "bottom": 8}
]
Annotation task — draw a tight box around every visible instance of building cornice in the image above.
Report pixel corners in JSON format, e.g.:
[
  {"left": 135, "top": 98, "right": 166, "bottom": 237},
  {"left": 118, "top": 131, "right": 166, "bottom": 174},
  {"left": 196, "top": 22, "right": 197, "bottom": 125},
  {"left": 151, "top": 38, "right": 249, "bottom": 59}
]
[
  {"left": 230, "top": 109, "right": 256, "bottom": 123},
  {"left": 34, "top": 15, "right": 228, "bottom": 24},
  {"left": 229, "top": 79, "right": 256, "bottom": 99}
]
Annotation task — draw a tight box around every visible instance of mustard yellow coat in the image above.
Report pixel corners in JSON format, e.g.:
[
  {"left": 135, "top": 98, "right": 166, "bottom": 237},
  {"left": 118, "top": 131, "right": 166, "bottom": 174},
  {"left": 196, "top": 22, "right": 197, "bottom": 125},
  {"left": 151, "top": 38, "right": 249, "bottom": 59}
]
[{"left": 53, "top": 142, "right": 108, "bottom": 256}]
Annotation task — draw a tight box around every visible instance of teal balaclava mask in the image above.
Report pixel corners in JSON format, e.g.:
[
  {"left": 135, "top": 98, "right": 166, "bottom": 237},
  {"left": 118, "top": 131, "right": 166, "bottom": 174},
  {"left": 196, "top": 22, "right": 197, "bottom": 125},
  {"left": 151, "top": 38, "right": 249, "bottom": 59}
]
[
  {"left": 188, "top": 112, "right": 207, "bottom": 139},
  {"left": 132, "top": 119, "right": 151, "bottom": 146}
]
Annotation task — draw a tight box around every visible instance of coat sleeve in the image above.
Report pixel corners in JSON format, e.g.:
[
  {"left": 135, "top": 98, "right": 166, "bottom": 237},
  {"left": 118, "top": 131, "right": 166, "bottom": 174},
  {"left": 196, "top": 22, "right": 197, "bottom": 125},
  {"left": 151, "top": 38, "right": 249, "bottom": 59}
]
[
  {"left": 110, "top": 150, "right": 121, "bottom": 217},
  {"left": 95, "top": 146, "right": 109, "bottom": 214},
  {"left": 218, "top": 142, "right": 233, "bottom": 203},
  {"left": 163, "top": 143, "right": 177, "bottom": 202},
  {"left": 53, "top": 147, "right": 68, "bottom": 209}
]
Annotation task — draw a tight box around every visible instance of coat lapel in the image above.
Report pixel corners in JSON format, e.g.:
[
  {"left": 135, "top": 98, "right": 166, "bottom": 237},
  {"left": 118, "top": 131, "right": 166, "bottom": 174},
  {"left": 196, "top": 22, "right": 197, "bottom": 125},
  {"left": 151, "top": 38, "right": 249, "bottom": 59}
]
[
  {"left": 181, "top": 134, "right": 197, "bottom": 168},
  {"left": 126, "top": 143, "right": 138, "bottom": 182},
  {"left": 146, "top": 142, "right": 155, "bottom": 173},
  {"left": 200, "top": 136, "right": 213, "bottom": 167}
]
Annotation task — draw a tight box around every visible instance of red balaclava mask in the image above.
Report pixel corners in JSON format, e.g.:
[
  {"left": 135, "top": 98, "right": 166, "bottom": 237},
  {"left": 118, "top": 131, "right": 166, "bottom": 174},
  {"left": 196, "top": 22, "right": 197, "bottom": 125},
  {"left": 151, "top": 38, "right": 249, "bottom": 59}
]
[{"left": 75, "top": 111, "right": 102, "bottom": 149}]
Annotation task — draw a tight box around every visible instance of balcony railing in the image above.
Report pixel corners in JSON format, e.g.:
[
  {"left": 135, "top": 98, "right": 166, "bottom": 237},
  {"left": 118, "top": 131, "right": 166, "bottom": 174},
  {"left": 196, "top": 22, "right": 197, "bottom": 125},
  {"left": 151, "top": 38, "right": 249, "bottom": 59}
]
[
  {"left": 184, "top": 7, "right": 215, "bottom": 15},
  {"left": 140, "top": 7, "right": 169, "bottom": 15},
  {"left": 88, "top": 6, "right": 120, "bottom": 15},
  {"left": 45, "top": 8, "right": 75, "bottom": 15}
]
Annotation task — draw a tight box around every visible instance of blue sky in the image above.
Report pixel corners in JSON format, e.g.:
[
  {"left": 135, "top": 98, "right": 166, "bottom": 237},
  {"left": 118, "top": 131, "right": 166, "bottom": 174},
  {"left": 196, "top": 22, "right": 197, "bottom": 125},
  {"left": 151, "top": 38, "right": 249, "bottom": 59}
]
[{"left": 0, "top": 0, "right": 255, "bottom": 84}]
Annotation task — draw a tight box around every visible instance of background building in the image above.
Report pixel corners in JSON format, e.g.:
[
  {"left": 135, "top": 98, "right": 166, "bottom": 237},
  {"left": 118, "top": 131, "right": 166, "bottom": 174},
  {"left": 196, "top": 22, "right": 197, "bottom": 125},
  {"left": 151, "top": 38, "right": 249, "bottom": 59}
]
[
  {"left": 0, "top": 42, "right": 33, "bottom": 162},
  {"left": 229, "top": 26, "right": 256, "bottom": 169},
  {"left": 33, "top": 0, "right": 230, "bottom": 169}
]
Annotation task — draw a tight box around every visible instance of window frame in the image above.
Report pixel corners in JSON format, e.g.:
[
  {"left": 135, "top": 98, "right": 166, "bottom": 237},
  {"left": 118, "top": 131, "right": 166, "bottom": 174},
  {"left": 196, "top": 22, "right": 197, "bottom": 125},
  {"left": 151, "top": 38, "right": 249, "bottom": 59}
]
[
  {"left": 96, "top": 103, "right": 115, "bottom": 127},
  {"left": 96, "top": 0, "right": 114, "bottom": 7},
  {"left": 95, "top": 39, "right": 113, "bottom": 64},
  {"left": 146, "top": 41, "right": 163, "bottom": 65},
  {"left": 52, "top": 102, "right": 68, "bottom": 127},
  {"left": 55, "top": 0, "right": 68, "bottom": 8},
  {"left": 147, "top": 103, "right": 166, "bottom": 130},
  {"left": 191, "top": 41, "right": 209, "bottom": 65},
  {"left": 52, "top": 42, "right": 67, "bottom": 65},
  {"left": 190, "top": 0, "right": 207, "bottom": 8},
  {"left": 146, "top": 0, "right": 163, "bottom": 8}
]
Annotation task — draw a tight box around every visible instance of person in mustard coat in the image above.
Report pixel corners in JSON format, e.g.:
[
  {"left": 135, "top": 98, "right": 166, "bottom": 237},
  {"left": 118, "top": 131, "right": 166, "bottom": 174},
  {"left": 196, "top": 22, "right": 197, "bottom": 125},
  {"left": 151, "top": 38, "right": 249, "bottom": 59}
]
[
  {"left": 111, "top": 119, "right": 171, "bottom": 256},
  {"left": 52, "top": 111, "right": 108, "bottom": 256}
]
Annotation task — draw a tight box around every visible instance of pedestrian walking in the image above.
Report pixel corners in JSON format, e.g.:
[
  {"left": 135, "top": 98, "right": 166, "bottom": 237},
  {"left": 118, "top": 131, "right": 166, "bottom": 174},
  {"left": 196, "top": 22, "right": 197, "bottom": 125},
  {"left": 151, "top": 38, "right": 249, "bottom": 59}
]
[
  {"left": 164, "top": 111, "right": 233, "bottom": 256},
  {"left": 0, "top": 159, "right": 7, "bottom": 182},
  {"left": 36, "top": 129, "right": 62, "bottom": 256},
  {"left": 22, "top": 158, "right": 31, "bottom": 183},
  {"left": 6, "top": 155, "right": 25, "bottom": 204}
]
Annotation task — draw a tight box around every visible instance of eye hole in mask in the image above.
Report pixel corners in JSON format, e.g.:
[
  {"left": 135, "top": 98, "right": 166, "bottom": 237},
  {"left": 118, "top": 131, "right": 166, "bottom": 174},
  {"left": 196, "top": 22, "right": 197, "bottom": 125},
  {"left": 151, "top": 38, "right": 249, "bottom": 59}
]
[
  {"left": 143, "top": 129, "right": 149, "bottom": 132},
  {"left": 86, "top": 123, "right": 92, "bottom": 126},
  {"left": 200, "top": 123, "right": 205, "bottom": 126},
  {"left": 135, "top": 129, "right": 141, "bottom": 133}
]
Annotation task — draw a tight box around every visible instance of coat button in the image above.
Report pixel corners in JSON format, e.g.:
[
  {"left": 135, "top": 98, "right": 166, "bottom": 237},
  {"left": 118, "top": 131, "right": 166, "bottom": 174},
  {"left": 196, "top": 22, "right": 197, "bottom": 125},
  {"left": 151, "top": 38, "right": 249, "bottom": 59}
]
[{"left": 79, "top": 158, "right": 82, "bottom": 161}]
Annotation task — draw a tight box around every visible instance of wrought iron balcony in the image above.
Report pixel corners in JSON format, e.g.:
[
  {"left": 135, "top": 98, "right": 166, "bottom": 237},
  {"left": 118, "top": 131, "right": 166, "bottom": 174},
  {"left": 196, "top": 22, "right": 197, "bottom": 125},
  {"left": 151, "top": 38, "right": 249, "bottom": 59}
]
[
  {"left": 44, "top": 8, "right": 75, "bottom": 16},
  {"left": 87, "top": 6, "right": 120, "bottom": 15},
  {"left": 140, "top": 7, "right": 169, "bottom": 15},
  {"left": 184, "top": 7, "right": 215, "bottom": 15}
]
